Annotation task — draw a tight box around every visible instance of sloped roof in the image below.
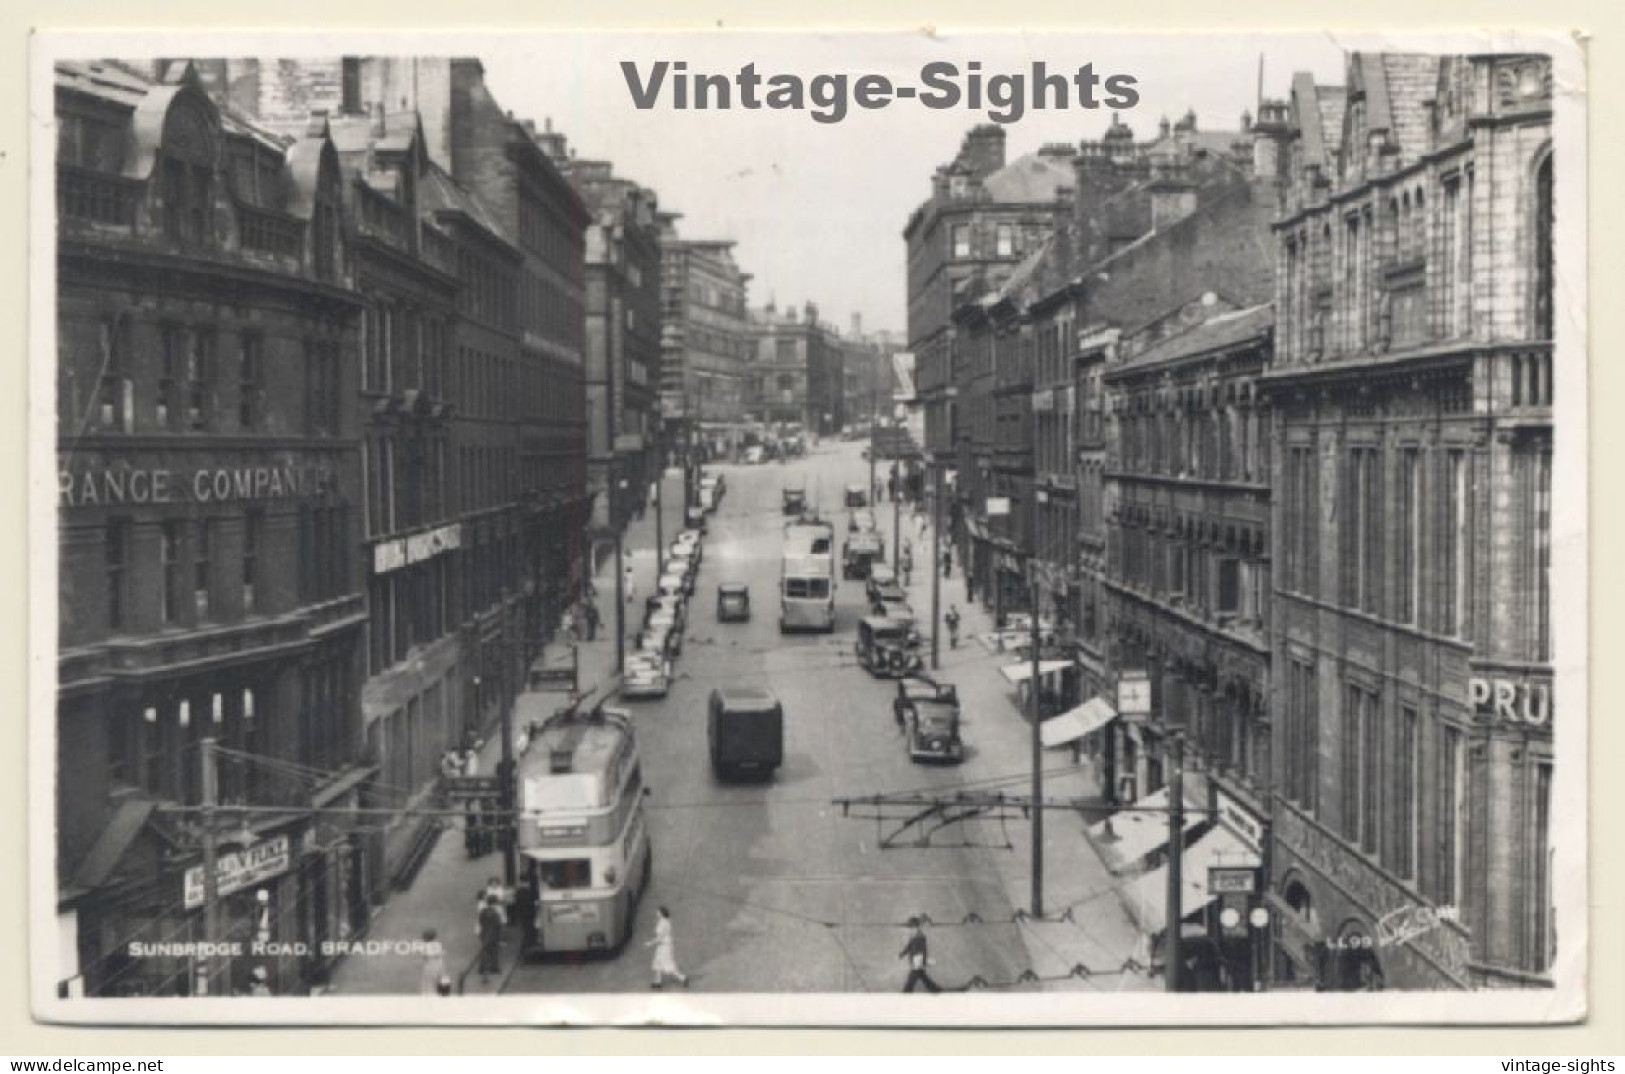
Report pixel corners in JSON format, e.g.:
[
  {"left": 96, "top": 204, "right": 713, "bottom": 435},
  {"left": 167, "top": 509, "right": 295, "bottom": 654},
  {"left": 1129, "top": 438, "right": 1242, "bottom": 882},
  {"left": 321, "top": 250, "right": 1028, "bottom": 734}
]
[
  {"left": 1113, "top": 303, "right": 1274, "bottom": 374},
  {"left": 56, "top": 60, "right": 151, "bottom": 108},
  {"left": 69, "top": 798, "right": 156, "bottom": 892},
  {"left": 1291, "top": 72, "right": 1348, "bottom": 171},
  {"left": 983, "top": 151, "right": 1073, "bottom": 203},
  {"left": 422, "top": 161, "right": 507, "bottom": 241},
  {"left": 1376, "top": 53, "right": 1441, "bottom": 164}
]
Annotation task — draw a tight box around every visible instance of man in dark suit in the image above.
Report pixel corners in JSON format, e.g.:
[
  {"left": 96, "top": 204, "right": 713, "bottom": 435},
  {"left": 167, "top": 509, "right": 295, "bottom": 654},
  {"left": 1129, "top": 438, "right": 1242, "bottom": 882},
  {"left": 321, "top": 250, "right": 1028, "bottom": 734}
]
[{"left": 899, "top": 917, "right": 943, "bottom": 993}]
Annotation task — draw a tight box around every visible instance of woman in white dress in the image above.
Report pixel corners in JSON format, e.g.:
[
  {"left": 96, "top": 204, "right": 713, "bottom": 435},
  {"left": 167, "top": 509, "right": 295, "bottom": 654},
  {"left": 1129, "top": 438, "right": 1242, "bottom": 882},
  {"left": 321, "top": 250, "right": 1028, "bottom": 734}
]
[{"left": 647, "top": 906, "right": 688, "bottom": 989}]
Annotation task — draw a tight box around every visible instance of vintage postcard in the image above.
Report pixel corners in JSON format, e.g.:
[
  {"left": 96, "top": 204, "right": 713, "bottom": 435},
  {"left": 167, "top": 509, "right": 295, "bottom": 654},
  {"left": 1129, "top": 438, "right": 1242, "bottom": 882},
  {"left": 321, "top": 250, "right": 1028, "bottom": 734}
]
[{"left": 28, "top": 28, "right": 1587, "bottom": 1026}]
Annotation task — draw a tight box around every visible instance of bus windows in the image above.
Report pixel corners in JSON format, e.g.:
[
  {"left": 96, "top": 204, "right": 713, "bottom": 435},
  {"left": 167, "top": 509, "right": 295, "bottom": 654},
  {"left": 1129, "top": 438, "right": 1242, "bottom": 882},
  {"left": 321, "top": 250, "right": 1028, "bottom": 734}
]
[
  {"left": 806, "top": 578, "right": 830, "bottom": 599},
  {"left": 785, "top": 578, "right": 810, "bottom": 598},
  {"left": 540, "top": 858, "right": 592, "bottom": 890}
]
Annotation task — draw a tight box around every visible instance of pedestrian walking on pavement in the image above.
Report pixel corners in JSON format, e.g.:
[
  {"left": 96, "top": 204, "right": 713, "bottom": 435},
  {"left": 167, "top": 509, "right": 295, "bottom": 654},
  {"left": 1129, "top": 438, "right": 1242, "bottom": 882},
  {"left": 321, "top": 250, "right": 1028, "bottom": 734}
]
[
  {"left": 945, "top": 605, "right": 961, "bottom": 649},
  {"left": 477, "top": 895, "right": 504, "bottom": 981},
  {"left": 647, "top": 906, "right": 689, "bottom": 989},
  {"left": 899, "top": 918, "right": 942, "bottom": 993},
  {"left": 585, "top": 598, "right": 600, "bottom": 641},
  {"left": 942, "top": 548, "right": 953, "bottom": 579},
  {"left": 418, "top": 929, "right": 446, "bottom": 996},
  {"left": 625, "top": 565, "right": 637, "bottom": 605}
]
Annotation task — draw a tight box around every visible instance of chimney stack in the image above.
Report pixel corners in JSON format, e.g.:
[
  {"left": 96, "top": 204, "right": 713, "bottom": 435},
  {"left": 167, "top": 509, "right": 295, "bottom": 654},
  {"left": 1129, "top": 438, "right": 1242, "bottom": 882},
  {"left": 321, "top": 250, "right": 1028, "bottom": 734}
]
[{"left": 956, "top": 124, "right": 1007, "bottom": 179}]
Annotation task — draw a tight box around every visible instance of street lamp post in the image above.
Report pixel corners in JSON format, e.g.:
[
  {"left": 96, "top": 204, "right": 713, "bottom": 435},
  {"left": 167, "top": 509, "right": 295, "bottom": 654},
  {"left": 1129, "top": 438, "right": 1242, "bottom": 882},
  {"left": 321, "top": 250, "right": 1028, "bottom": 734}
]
[{"left": 930, "top": 464, "right": 942, "bottom": 670}]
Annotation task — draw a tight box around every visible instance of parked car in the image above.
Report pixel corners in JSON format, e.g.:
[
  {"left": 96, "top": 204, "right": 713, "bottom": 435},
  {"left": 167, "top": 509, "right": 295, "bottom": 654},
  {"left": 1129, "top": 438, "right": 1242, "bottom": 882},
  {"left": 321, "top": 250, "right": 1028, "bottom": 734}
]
[
  {"left": 849, "top": 509, "right": 878, "bottom": 533},
  {"left": 656, "top": 572, "right": 687, "bottom": 601},
  {"left": 646, "top": 612, "right": 682, "bottom": 656},
  {"left": 644, "top": 594, "right": 687, "bottom": 636},
  {"left": 842, "top": 531, "right": 885, "bottom": 580},
  {"left": 717, "top": 581, "right": 751, "bottom": 623},
  {"left": 783, "top": 485, "right": 807, "bottom": 516},
  {"left": 855, "top": 614, "right": 923, "bottom": 678},
  {"left": 895, "top": 677, "right": 964, "bottom": 764},
  {"left": 621, "top": 653, "right": 671, "bottom": 699},
  {"left": 844, "top": 484, "right": 868, "bottom": 508},
  {"left": 707, "top": 687, "right": 784, "bottom": 780}
]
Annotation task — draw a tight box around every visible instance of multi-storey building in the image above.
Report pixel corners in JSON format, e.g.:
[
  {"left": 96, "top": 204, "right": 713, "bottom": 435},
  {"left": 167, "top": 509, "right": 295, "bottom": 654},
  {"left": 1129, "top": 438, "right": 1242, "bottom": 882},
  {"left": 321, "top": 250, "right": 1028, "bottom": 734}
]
[
  {"left": 906, "top": 127, "right": 1076, "bottom": 529},
  {"left": 564, "top": 158, "right": 663, "bottom": 538},
  {"left": 659, "top": 221, "right": 753, "bottom": 456},
  {"left": 181, "top": 55, "right": 591, "bottom": 907},
  {"left": 53, "top": 60, "right": 368, "bottom": 997},
  {"left": 748, "top": 302, "right": 846, "bottom": 435},
  {"left": 1263, "top": 53, "right": 1555, "bottom": 990}
]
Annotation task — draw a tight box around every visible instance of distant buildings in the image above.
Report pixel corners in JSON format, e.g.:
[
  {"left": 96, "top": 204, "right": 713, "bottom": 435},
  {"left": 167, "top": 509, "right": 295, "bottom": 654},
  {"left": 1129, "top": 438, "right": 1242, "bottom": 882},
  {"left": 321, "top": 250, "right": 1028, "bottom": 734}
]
[
  {"left": 748, "top": 301, "right": 845, "bottom": 435},
  {"left": 658, "top": 221, "right": 753, "bottom": 438}
]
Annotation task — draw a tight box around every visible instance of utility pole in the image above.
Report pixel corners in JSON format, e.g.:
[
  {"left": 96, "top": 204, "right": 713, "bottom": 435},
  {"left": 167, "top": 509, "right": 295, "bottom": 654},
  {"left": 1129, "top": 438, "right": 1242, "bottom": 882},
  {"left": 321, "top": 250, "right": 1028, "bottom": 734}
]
[
  {"left": 1028, "top": 567, "right": 1044, "bottom": 918},
  {"left": 1165, "top": 732, "right": 1186, "bottom": 993},
  {"left": 892, "top": 459, "right": 902, "bottom": 573},
  {"left": 499, "top": 671, "right": 516, "bottom": 888},
  {"left": 930, "top": 464, "right": 942, "bottom": 670},
  {"left": 199, "top": 737, "right": 221, "bottom": 996}
]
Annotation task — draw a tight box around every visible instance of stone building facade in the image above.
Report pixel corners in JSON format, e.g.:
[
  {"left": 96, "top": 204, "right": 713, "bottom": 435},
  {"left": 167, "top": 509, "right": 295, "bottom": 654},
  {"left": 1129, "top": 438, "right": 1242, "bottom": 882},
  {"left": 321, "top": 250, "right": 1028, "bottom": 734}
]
[
  {"left": 748, "top": 302, "right": 846, "bottom": 435},
  {"left": 1263, "top": 53, "right": 1555, "bottom": 990},
  {"left": 565, "top": 159, "right": 663, "bottom": 541},
  {"left": 659, "top": 223, "right": 753, "bottom": 455},
  {"left": 54, "top": 60, "right": 369, "bottom": 997}
]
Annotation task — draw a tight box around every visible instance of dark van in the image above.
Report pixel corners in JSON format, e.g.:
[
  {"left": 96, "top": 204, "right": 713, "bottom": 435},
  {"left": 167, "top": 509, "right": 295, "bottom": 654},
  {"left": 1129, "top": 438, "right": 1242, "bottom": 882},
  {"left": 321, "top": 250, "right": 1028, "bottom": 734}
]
[{"left": 708, "top": 687, "right": 784, "bottom": 780}]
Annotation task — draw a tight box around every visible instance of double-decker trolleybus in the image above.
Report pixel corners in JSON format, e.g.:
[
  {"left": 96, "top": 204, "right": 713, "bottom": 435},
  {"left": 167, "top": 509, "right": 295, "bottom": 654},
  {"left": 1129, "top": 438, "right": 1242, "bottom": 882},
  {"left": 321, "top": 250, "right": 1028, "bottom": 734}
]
[
  {"left": 780, "top": 516, "right": 836, "bottom": 633},
  {"left": 515, "top": 704, "right": 652, "bottom": 955}
]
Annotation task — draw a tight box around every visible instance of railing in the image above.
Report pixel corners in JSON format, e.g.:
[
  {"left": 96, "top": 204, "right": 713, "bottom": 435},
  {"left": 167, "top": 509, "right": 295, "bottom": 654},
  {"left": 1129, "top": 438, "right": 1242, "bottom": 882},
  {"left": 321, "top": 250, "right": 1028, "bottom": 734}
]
[{"left": 58, "top": 166, "right": 138, "bottom": 228}]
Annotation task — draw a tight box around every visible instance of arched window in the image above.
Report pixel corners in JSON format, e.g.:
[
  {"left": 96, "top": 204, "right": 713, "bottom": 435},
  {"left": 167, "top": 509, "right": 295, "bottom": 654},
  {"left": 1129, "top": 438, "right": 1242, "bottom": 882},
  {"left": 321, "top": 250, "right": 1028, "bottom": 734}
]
[
  {"left": 159, "top": 100, "right": 215, "bottom": 245},
  {"left": 1534, "top": 153, "right": 1554, "bottom": 339}
]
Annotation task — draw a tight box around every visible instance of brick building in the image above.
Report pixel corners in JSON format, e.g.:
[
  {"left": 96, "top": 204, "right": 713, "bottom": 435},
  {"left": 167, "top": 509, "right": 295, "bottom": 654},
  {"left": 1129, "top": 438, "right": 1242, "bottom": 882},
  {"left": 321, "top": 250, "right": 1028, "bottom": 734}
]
[
  {"left": 748, "top": 301, "right": 846, "bottom": 435},
  {"left": 563, "top": 157, "right": 663, "bottom": 540},
  {"left": 53, "top": 60, "right": 369, "bottom": 997},
  {"left": 659, "top": 221, "right": 753, "bottom": 452},
  {"left": 1262, "top": 53, "right": 1555, "bottom": 990},
  {"left": 160, "top": 56, "right": 592, "bottom": 914},
  {"left": 906, "top": 126, "right": 1075, "bottom": 520}
]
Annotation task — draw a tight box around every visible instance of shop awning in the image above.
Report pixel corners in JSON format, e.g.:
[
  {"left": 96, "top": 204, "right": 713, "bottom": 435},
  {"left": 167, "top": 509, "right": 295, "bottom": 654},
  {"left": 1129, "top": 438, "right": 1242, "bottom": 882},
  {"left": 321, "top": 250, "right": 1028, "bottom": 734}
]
[
  {"left": 1040, "top": 697, "right": 1117, "bottom": 747},
  {"left": 1120, "top": 825, "right": 1265, "bottom": 936},
  {"left": 999, "top": 659, "right": 1071, "bottom": 684},
  {"left": 1087, "top": 785, "right": 1203, "bottom": 874}
]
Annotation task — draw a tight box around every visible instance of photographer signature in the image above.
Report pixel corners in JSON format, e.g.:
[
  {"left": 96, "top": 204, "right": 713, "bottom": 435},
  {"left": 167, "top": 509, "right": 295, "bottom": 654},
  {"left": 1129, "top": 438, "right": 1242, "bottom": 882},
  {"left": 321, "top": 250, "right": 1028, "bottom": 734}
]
[{"left": 1324, "top": 905, "right": 1459, "bottom": 950}]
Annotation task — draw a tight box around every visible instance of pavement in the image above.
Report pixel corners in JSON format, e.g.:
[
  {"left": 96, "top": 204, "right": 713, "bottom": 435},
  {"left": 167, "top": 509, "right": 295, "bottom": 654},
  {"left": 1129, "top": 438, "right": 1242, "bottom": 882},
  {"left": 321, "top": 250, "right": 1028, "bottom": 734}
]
[{"left": 329, "top": 441, "right": 1157, "bottom": 995}]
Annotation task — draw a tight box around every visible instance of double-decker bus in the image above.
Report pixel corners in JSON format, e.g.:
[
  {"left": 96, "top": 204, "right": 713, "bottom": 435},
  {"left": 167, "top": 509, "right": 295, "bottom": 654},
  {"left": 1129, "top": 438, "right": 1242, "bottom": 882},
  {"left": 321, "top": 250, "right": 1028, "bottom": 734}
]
[
  {"left": 780, "top": 517, "right": 836, "bottom": 633},
  {"left": 515, "top": 705, "right": 652, "bottom": 954}
]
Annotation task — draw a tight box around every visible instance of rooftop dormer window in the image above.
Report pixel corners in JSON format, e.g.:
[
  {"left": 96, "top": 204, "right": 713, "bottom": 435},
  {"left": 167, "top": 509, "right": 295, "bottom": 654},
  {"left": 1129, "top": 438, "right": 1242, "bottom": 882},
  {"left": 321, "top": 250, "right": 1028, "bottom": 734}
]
[{"left": 159, "top": 101, "right": 216, "bottom": 246}]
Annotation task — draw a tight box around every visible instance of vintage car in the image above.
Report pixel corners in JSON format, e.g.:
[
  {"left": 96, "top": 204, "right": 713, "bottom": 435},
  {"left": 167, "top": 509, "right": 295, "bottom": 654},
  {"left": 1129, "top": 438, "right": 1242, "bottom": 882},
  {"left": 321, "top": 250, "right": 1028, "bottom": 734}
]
[
  {"left": 717, "top": 581, "right": 751, "bottom": 622},
  {"left": 895, "top": 677, "right": 964, "bottom": 764},
  {"left": 868, "top": 575, "right": 910, "bottom": 617},
  {"left": 865, "top": 564, "right": 897, "bottom": 603},
  {"left": 685, "top": 503, "right": 708, "bottom": 532},
  {"left": 855, "top": 614, "right": 923, "bottom": 678},
  {"left": 666, "top": 547, "right": 698, "bottom": 594},
  {"left": 646, "top": 612, "right": 683, "bottom": 657},
  {"left": 644, "top": 594, "right": 687, "bottom": 636},
  {"left": 842, "top": 531, "right": 886, "bottom": 580},
  {"left": 656, "top": 572, "right": 687, "bottom": 601},
  {"left": 621, "top": 652, "right": 671, "bottom": 699},
  {"left": 675, "top": 528, "right": 703, "bottom": 563},
  {"left": 783, "top": 485, "right": 807, "bottom": 516},
  {"left": 848, "top": 508, "right": 878, "bottom": 533},
  {"left": 844, "top": 484, "right": 868, "bottom": 508}
]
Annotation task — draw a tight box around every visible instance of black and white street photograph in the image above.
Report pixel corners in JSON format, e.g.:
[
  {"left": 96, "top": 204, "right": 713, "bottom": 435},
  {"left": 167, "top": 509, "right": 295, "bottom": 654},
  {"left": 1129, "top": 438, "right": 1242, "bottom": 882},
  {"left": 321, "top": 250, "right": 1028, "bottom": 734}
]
[{"left": 29, "top": 30, "right": 1586, "bottom": 1025}]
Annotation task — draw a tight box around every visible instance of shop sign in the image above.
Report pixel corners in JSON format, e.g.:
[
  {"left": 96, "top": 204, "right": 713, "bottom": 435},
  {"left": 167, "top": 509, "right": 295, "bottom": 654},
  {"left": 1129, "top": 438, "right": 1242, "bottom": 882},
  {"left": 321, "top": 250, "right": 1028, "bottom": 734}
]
[
  {"left": 985, "top": 496, "right": 1011, "bottom": 517},
  {"left": 183, "top": 834, "right": 291, "bottom": 910},
  {"left": 1469, "top": 676, "right": 1551, "bottom": 727},
  {"left": 1117, "top": 672, "right": 1151, "bottom": 718},
  {"left": 1215, "top": 788, "right": 1264, "bottom": 854},
  {"left": 59, "top": 465, "right": 334, "bottom": 508},
  {"left": 1209, "top": 865, "right": 1258, "bottom": 895},
  {"left": 373, "top": 523, "right": 464, "bottom": 575}
]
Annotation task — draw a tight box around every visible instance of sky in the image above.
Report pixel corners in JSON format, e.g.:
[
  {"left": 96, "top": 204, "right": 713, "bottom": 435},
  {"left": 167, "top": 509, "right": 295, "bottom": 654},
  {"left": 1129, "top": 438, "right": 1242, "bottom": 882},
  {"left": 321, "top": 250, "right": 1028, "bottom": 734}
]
[{"left": 481, "top": 32, "right": 1351, "bottom": 339}]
